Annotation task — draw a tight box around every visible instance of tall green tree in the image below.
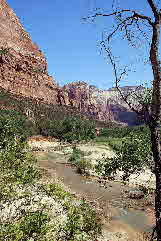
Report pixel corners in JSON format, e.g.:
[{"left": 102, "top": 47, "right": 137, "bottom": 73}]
[{"left": 85, "top": 0, "right": 161, "bottom": 239}]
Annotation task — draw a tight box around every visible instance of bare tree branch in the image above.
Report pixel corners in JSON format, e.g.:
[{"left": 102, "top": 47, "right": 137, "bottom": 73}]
[
  {"left": 92, "top": 9, "right": 132, "bottom": 18},
  {"left": 85, "top": 1, "right": 161, "bottom": 239},
  {"left": 87, "top": 6, "right": 157, "bottom": 121},
  {"left": 133, "top": 12, "right": 154, "bottom": 26},
  {"left": 107, "top": 16, "right": 135, "bottom": 42},
  {"left": 100, "top": 39, "right": 140, "bottom": 114},
  {"left": 84, "top": 9, "right": 154, "bottom": 26},
  {"left": 147, "top": 0, "right": 159, "bottom": 18},
  {"left": 136, "top": 20, "right": 150, "bottom": 41}
]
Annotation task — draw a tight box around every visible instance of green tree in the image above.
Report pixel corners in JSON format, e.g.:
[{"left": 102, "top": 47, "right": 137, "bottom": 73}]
[
  {"left": 36, "top": 117, "right": 96, "bottom": 142},
  {"left": 0, "top": 110, "right": 39, "bottom": 184},
  {"left": 85, "top": 0, "right": 161, "bottom": 239}
]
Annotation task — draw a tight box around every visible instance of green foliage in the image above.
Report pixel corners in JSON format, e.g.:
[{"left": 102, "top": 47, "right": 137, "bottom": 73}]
[
  {"left": 76, "top": 158, "right": 93, "bottom": 175},
  {"left": 98, "top": 125, "right": 151, "bottom": 152},
  {"left": 0, "top": 88, "right": 97, "bottom": 138},
  {"left": 24, "top": 119, "right": 39, "bottom": 136},
  {"left": 120, "top": 131, "right": 151, "bottom": 176},
  {"left": 36, "top": 117, "right": 96, "bottom": 142},
  {"left": 0, "top": 110, "right": 102, "bottom": 241},
  {"left": 0, "top": 109, "right": 35, "bottom": 141},
  {"left": 96, "top": 126, "right": 152, "bottom": 180},
  {"left": 0, "top": 110, "right": 27, "bottom": 141},
  {"left": 0, "top": 210, "right": 50, "bottom": 241},
  {"left": 0, "top": 110, "right": 40, "bottom": 185},
  {"left": 62, "top": 201, "right": 102, "bottom": 241},
  {"left": 0, "top": 47, "right": 10, "bottom": 56},
  {"left": 42, "top": 183, "right": 102, "bottom": 240},
  {"left": 43, "top": 183, "right": 73, "bottom": 200},
  {"left": 140, "top": 87, "right": 152, "bottom": 106},
  {"left": 0, "top": 150, "right": 40, "bottom": 185},
  {"left": 100, "top": 125, "right": 149, "bottom": 139},
  {"left": 69, "top": 146, "right": 92, "bottom": 175},
  {"left": 69, "top": 146, "right": 83, "bottom": 163},
  {"left": 107, "top": 137, "right": 123, "bottom": 152}
]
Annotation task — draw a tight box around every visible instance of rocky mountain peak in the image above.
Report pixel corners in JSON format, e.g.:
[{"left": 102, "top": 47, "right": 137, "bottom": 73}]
[
  {"left": 0, "top": 1, "right": 140, "bottom": 126},
  {"left": 0, "top": 0, "right": 42, "bottom": 58},
  {"left": 0, "top": 0, "right": 59, "bottom": 103}
]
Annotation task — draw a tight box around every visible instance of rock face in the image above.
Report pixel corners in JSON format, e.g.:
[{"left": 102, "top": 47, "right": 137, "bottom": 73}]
[
  {"left": 0, "top": 0, "right": 58, "bottom": 103},
  {"left": 63, "top": 82, "right": 140, "bottom": 125},
  {"left": 63, "top": 82, "right": 113, "bottom": 122},
  {"left": 0, "top": 0, "right": 141, "bottom": 125}
]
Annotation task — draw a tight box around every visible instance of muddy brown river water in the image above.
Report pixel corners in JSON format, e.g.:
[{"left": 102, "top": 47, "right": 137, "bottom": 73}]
[{"left": 37, "top": 151, "right": 155, "bottom": 240}]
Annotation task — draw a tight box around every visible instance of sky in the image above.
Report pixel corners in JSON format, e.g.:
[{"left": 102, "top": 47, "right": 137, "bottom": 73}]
[{"left": 7, "top": 0, "right": 160, "bottom": 89}]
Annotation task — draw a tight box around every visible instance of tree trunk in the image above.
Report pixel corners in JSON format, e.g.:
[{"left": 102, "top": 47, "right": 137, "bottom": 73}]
[
  {"left": 150, "top": 123, "right": 161, "bottom": 240},
  {"left": 149, "top": 11, "right": 161, "bottom": 241}
]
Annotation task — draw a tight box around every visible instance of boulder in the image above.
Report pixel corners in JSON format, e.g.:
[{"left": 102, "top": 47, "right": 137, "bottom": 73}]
[{"left": 128, "top": 189, "right": 144, "bottom": 199}]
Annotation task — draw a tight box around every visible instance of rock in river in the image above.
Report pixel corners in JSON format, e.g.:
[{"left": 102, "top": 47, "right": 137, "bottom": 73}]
[{"left": 129, "top": 189, "right": 145, "bottom": 199}]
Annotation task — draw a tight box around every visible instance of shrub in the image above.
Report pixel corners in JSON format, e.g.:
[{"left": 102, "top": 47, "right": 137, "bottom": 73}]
[
  {"left": 62, "top": 201, "right": 102, "bottom": 241},
  {"left": 69, "top": 146, "right": 92, "bottom": 175},
  {"left": 0, "top": 109, "right": 35, "bottom": 140},
  {"left": 36, "top": 117, "right": 96, "bottom": 142},
  {"left": 42, "top": 183, "right": 73, "bottom": 201},
  {"left": 96, "top": 129, "right": 152, "bottom": 180},
  {"left": 0, "top": 110, "right": 102, "bottom": 241},
  {"left": 0, "top": 110, "right": 40, "bottom": 184},
  {"left": 68, "top": 146, "right": 83, "bottom": 163},
  {"left": 100, "top": 125, "right": 149, "bottom": 139},
  {"left": 0, "top": 210, "right": 50, "bottom": 241},
  {"left": 76, "top": 158, "right": 93, "bottom": 175}
]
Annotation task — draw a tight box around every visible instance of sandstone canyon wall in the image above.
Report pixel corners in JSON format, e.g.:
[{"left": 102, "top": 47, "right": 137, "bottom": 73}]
[
  {"left": 0, "top": 0, "right": 140, "bottom": 126},
  {"left": 0, "top": 0, "right": 58, "bottom": 103},
  {"left": 63, "top": 82, "right": 139, "bottom": 125}
]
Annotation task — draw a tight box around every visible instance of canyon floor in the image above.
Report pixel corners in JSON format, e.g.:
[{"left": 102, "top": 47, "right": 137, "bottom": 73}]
[{"left": 29, "top": 136, "right": 156, "bottom": 241}]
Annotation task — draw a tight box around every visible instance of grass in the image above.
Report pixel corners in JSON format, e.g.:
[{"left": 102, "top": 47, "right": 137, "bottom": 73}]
[
  {"left": 107, "top": 137, "right": 124, "bottom": 152},
  {"left": 95, "top": 136, "right": 123, "bottom": 152},
  {"left": 94, "top": 136, "right": 110, "bottom": 144}
]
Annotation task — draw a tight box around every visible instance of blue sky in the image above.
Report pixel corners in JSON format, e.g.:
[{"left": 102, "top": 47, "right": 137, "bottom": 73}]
[{"left": 7, "top": 0, "right": 160, "bottom": 89}]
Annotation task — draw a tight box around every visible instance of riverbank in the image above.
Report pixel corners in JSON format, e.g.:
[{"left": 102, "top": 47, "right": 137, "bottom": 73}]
[{"left": 28, "top": 136, "right": 155, "bottom": 240}]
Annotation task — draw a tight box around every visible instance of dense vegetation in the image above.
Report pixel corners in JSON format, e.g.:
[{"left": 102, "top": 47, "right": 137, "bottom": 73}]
[
  {"left": 95, "top": 125, "right": 153, "bottom": 180},
  {"left": 0, "top": 89, "right": 97, "bottom": 142},
  {"left": 69, "top": 147, "right": 93, "bottom": 175},
  {"left": 0, "top": 110, "right": 102, "bottom": 240},
  {"left": 36, "top": 117, "right": 96, "bottom": 142}
]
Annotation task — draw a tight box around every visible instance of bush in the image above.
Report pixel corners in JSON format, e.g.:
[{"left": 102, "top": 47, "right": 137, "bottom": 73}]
[
  {"left": 63, "top": 201, "right": 102, "bottom": 241},
  {"left": 0, "top": 110, "right": 102, "bottom": 241},
  {"left": 36, "top": 117, "right": 96, "bottom": 142},
  {"left": 96, "top": 128, "right": 152, "bottom": 180},
  {"left": 43, "top": 183, "right": 73, "bottom": 200},
  {"left": 69, "top": 146, "right": 92, "bottom": 175},
  {"left": 0, "top": 110, "right": 40, "bottom": 184},
  {"left": 0, "top": 210, "right": 50, "bottom": 241},
  {"left": 0, "top": 109, "right": 36, "bottom": 140},
  {"left": 100, "top": 125, "right": 149, "bottom": 139},
  {"left": 0, "top": 110, "right": 27, "bottom": 143},
  {"left": 76, "top": 158, "right": 92, "bottom": 175}
]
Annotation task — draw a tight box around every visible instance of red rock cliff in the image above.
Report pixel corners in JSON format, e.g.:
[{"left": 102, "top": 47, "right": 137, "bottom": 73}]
[
  {"left": 0, "top": 0, "right": 140, "bottom": 126},
  {"left": 63, "top": 81, "right": 114, "bottom": 121},
  {"left": 0, "top": 0, "right": 58, "bottom": 103},
  {"left": 63, "top": 82, "right": 140, "bottom": 125}
]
